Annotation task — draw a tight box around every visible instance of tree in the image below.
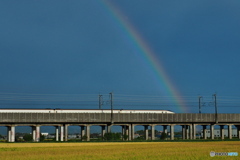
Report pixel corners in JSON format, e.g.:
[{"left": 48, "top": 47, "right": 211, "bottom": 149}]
[
  {"left": 23, "top": 134, "right": 33, "bottom": 141},
  {"left": 160, "top": 132, "right": 167, "bottom": 140},
  {"left": 135, "top": 130, "right": 144, "bottom": 135},
  {"left": 0, "top": 134, "right": 4, "bottom": 139},
  {"left": 103, "top": 133, "right": 121, "bottom": 141},
  {"left": 122, "top": 134, "right": 128, "bottom": 141},
  {"left": 40, "top": 134, "right": 45, "bottom": 141},
  {"left": 81, "top": 135, "right": 88, "bottom": 141}
]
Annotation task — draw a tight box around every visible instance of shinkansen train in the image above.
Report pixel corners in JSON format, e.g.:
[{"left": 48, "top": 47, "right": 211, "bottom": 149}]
[{"left": 0, "top": 109, "right": 174, "bottom": 114}]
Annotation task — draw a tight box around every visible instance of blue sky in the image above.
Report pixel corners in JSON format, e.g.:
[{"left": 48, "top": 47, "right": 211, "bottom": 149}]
[{"left": 0, "top": 0, "right": 240, "bottom": 113}]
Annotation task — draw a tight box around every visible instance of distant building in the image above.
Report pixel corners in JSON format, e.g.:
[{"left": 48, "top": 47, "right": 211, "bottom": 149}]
[
  {"left": 68, "top": 134, "right": 77, "bottom": 139},
  {"left": 134, "top": 134, "right": 140, "bottom": 139},
  {"left": 41, "top": 133, "right": 49, "bottom": 136},
  {"left": 201, "top": 129, "right": 238, "bottom": 138}
]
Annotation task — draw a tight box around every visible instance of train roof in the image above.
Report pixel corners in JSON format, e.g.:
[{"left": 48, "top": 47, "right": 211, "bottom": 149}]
[{"left": 0, "top": 108, "right": 172, "bottom": 111}]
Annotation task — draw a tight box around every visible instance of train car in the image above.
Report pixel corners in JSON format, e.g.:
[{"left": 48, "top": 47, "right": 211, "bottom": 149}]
[{"left": 0, "top": 109, "right": 174, "bottom": 114}]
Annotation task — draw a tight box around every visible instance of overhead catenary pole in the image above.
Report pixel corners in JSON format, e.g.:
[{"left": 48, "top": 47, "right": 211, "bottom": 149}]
[
  {"left": 99, "top": 95, "right": 102, "bottom": 109},
  {"left": 213, "top": 94, "right": 218, "bottom": 123},
  {"left": 199, "top": 96, "right": 202, "bottom": 113},
  {"left": 109, "top": 92, "right": 113, "bottom": 124}
]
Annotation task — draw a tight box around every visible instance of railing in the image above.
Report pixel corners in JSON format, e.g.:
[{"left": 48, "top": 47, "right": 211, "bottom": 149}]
[{"left": 0, "top": 113, "right": 240, "bottom": 124}]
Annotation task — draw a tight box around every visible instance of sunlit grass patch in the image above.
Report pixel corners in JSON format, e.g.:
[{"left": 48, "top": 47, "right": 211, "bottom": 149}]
[{"left": 0, "top": 142, "right": 239, "bottom": 159}]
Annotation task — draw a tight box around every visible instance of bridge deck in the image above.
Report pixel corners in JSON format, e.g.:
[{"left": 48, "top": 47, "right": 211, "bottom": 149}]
[{"left": 0, "top": 113, "right": 239, "bottom": 124}]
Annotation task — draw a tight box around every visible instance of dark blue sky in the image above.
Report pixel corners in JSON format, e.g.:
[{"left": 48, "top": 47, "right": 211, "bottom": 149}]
[{"left": 0, "top": 0, "right": 240, "bottom": 113}]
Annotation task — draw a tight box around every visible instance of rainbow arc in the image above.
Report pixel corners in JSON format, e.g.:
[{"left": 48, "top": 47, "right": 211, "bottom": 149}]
[{"left": 101, "top": 1, "right": 188, "bottom": 113}]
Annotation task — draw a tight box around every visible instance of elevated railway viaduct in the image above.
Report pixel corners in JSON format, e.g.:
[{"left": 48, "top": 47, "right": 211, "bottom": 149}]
[{"left": 1, "top": 113, "right": 240, "bottom": 142}]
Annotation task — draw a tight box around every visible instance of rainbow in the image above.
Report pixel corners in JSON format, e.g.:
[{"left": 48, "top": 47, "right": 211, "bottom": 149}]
[{"left": 100, "top": 1, "right": 188, "bottom": 113}]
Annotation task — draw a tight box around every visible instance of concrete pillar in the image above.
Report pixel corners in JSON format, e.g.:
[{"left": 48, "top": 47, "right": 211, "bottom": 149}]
[
  {"left": 80, "top": 126, "right": 85, "bottom": 141},
  {"left": 186, "top": 125, "right": 189, "bottom": 139},
  {"left": 202, "top": 125, "right": 207, "bottom": 139},
  {"left": 151, "top": 125, "right": 155, "bottom": 140},
  {"left": 11, "top": 126, "right": 15, "bottom": 142},
  {"left": 210, "top": 125, "right": 214, "bottom": 139},
  {"left": 64, "top": 124, "right": 68, "bottom": 142},
  {"left": 192, "top": 124, "right": 196, "bottom": 139},
  {"left": 32, "top": 126, "right": 36, "bottom": 142},
  {"left": 121, "top": 126, "right": 125, "bottom": 140},
  {"left": 36, "top": 125, "right": 40, "bottom": 142},
  {"left": 228, "top": 125, "right": 232, "bottom": 139},
  {"left": 163, "top": 125, "right": 168, "bottom": 134},
  {"left": 126, "top": 125, "right": 129, "bottom": 141},
  {"left": 80, "top": 126, "right": 85, "bottom": 139},
  {"left": 128, "top": 125, "right": 132, "bottom": 141},
  {"left": 55, "top": 126, "right": 59, "bottom": 141},
  {"left": 220, "top": 125, "right": 224, "bottom": 140},
  {"left": 144, "top": 125, "right": 149, "bottom": 140},
  {"left": 86, "top": 125, "right": 90, "bottom": 141},
  {"left": 107, "top": 125, "right": 111, "bottom": 133},
  {"left": 237, "top": 126, "right": 240, "bottom": 139},
  {"left": 102, "top": 126, "right": 106, "bottom": 140},
  {"left": 8, "top": 126, "right": 15, "bottom": 142},
  {"left": 121, "top": 126, "right": 125, "bottom": 141},
  {"left": 189, "top": 124, "right": 193, "bottom": 139},
  {"left": 182, "top": 125, "right": 186, "bottom": 140},
  {"left": 7, "top": 126, "right": 11, "bottom": 142},
  {"left": 60, "top": 125, "right": 64, "bottom": 141},
  {"left": 170, "top": 125, "right": 174, "bottom": 140},
  {"left": 131, "top": 124, "right": 135, "bottom": 140}
]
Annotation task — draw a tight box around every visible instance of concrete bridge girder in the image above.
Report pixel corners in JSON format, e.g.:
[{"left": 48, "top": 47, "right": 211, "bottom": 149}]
[{"left": 1, "top": 113, "right": 240, "bottom": 142}]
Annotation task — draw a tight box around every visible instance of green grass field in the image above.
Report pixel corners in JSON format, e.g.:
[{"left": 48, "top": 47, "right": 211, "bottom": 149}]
[{"left": 0, "top": 141, "right": 239, "bottom": 160}]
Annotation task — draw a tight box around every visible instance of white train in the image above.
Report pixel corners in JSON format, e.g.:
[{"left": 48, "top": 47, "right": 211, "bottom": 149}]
[{"left": 0, "top": 109, "right": 174, "bottom": 114}]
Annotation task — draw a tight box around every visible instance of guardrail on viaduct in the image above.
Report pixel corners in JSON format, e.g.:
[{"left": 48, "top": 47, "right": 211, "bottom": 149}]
[
  {"left": 1, "top": 113, "right": 240, "bottom": 142},
  {"left": 1, "top": 113, "right": 240, "bottom": 123}
]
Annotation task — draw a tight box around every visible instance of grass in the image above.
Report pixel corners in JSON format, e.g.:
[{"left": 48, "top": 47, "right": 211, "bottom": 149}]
[{"left": 0, "top": 141, "right": 239, "bottom": 159}]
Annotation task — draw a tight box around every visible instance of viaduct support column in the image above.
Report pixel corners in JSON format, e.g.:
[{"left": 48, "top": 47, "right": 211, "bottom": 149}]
[
  {"left": 125, "top": 125, "right": 129, "bottom": 141},
  {"left": 151, "top": 125, "right": 155, "bottom": 140},
  {"left": 64, "top": 124, "right": 68, "bottom": 142},
  {"left": 192, "top": 124, "right": 196, "bottom": 139},
  {"left": 128, "top": 125, "right": 132, "bottom": 141},
  {"left": 36, "top": 125, "right": 40, "bottom": 142},
  {"left": 163, "top": 125, "right": 168, "bottom": 134},
  {"left": 220, "top": 125, "right": 224, "bottom": 140},
  {"left": 60, "top": 125, "right": 64, "bottom": 141},
  {"left": 202, "top": 125, "right": 207, "bottom": 139},
  {"left": 11, "top": 126, "right": 15, "bottom": 142},
  {"left": 170, "top": 125, "right": 175, "bottom": 140},
  {"left": 101, "top": 126, "right": 106, "bottom": 140},
  {"left": 186, "top": 125, "right": 189, "bottom": 139},
  {"left": 182, "top": 125, "right": 186, "bottom": 140},
  {"left": 55, "top": 126, "right": 59, "bottom": 141},
  {"left": 86, "top": 125, "right": 91, "bottom": 141},
  {"left": 131, "top": 124, "right": 135, "bottom": 140},
  {"left": 121, "top": 125, "right": 126, "bottom": 141},
  {"left": 7, "top": 126, "right": 15, "bottom": 142},
  {"left": 7, "top": 127, "right": 11, "bottom": 142},
  {"left": 80, "top": 126, "right": 85, "bottom": 141},
  {"left": 210, "top": 125, "right": 214, "bottom": 140},
  {"left": 189, "top": 124, "right": 193, "bottom": 139},
  {"left": 228, "top": 125, "right": 232, "bottom": 139},
  {"left": 144, "top": 125, "right": 149, "bottom": 140},
  {"left": 237, "top": 126, "right": 240, "bottom": 139},
  {"left": 32, "top": 126, "right": 36, "bottom": 142},
  {"left": 107, "top": 125, "right": 111, "bottom": 133}
]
